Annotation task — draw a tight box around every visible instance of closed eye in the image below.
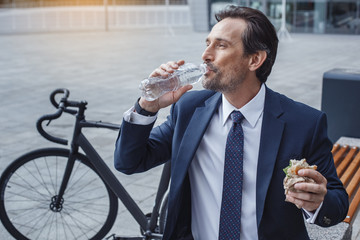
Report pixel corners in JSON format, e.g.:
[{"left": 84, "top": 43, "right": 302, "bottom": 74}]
[{"left": 205, "top": 40, "right": 228, "bottom": 48}]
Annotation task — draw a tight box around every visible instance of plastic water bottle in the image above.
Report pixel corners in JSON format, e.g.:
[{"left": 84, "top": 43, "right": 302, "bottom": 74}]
[{"left": 139, "top": 63, "right": 207, "bottom": 101}]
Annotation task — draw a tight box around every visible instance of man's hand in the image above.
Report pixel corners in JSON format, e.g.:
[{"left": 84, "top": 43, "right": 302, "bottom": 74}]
[
  {"left": 139, "top": 60, "right": 193, "bottom": 113},
  {"left": 285, "top": 169, "right": 328, "bottom": 212}
]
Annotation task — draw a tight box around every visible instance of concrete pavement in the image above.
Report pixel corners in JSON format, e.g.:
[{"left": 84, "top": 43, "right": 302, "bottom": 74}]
[{"left": 1, "top": 27, "right": 360, "bottom": 239}]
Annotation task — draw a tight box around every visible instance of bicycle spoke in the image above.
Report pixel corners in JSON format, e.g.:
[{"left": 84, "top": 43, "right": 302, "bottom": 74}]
[
  {"left": 66, "top": 185, "right": 108, "bottom": 201},
  {"left": 65, "top": 162, "right": 93, "bottom": 196},
  {"left": 68, "top": 202, "right": 107, "bottom": 219},
  {"left": 66, "top": 179, "right": 100, "bottom": 198},
  {"left": 45, "top": 212, "right": 56, "bottom": 240},
  {"left": 66, "top": 206, "right": 105, "bottom": 225},
  {"left": 4, "top": 188, "right": 47, "bottom": 203},
  {"left": 62, "top": 209, "right": 93, "bottom": 239},
  {"left": 11, "top": 208, "right": 48, "bottom": 235},
  {"left": 9, "top": 172, "right": 49, "bottom": 202},
  {"left": 8, "top": 204, "right": 46, "bottom": 226},
  {"left": 44, "top": 156, "right": 57, "bottom": 195},
  {"left": 59, "top": 211, "right": 78, "bottom": 240},
  {"left": 32, "top": 210, "right": 54, "bottom": 239},
  {"left": 29, "top": 160, "right": 55, "bottom": 196},
  {"left": 5, "top": 204, "right": 47, "bottom": 217},
  {"left": 66, "top": 197, "right": 110, "bottom": 207}
]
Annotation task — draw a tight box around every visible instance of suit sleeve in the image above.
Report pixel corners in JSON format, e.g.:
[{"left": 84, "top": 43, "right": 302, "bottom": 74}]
[
  {"left": 114, "top": 106, "right": 176, "bottom": 175},
  {"left": 307, "top": 113, "right": 349, "bottom": 227}
]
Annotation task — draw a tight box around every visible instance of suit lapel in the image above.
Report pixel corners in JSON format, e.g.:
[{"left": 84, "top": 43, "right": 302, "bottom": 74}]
[
  {"left": 173, "top": 92, "right": 222, "bottom": 183},
  {"left": 256, "top": 87, "right": 285, "bottom": 227}
]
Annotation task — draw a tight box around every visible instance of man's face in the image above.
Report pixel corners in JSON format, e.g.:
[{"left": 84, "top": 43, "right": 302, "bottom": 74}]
[{"left": 201, "top": 18, "right": 250, "bottom": 93}]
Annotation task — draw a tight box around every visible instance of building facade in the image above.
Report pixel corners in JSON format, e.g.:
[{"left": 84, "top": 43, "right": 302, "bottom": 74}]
[{"left": 189, "top": 0, "right": 360, "bottom": 34}]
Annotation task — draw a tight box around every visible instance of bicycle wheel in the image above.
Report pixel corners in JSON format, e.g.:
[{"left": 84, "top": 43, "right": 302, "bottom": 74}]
[{"left": 0, "top": 148, "right": 118, "bottom": 240}]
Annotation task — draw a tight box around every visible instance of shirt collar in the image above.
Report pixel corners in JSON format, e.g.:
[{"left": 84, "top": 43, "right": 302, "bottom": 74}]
[{"left": 222, "top": 83, "right": 265, "bottom": 127}]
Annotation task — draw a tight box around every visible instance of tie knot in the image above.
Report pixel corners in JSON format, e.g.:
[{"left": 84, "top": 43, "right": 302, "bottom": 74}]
[{"left": 231, "top": 111, "right": 244, "bottom": 124}]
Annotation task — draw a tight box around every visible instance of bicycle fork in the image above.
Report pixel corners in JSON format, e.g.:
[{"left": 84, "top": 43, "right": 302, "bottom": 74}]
[{"left": 51, "top": 151, "right": 78, "bottom": 212}]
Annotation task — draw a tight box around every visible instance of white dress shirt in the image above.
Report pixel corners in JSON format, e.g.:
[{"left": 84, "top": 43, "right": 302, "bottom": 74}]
[
  {"left": 188, "top": 84, "right": 265, "bottom": 240},
  {"left": 123, "top": 84, "right": 320, "bottom": 239}
]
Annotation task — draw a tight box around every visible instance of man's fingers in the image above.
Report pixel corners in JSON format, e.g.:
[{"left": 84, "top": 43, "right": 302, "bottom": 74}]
[
  {"left": 176, "top": 60, "right": 185, "bottom": 66},
  {"left": 286, "top": 190, "right": 322, "bottom": 211},
  {"left": 295, "top": 169, "right": 327, "bottom": 196},
  {"left": 288, "top": 189, "right": 321, "bottom": 202},
  {"left": 298, "top": 169, "right": 327, "bottom": 184},
  {"left": 160, "top": 60, "right": 185, "bottom": 72},
  {"left": 176, "top": 84, "right": 193, "bottom": 95},
  {"left": 151, "top": 68, "right": 169, "bottom": 77},
  {"left": 287, "top": 181, "right": 327, "bottom": 212},
  {"left": 160, "top": 63, "right": 176, "bottom": 73},
  {"left": 151, "top": 60, "right": 185, "bottom": 78},
  {"left": 286, "top": 194, "right": 319, "bottom": 211},
  {"left": 294, "top": 182, "right": 327, "bottom": 195}
]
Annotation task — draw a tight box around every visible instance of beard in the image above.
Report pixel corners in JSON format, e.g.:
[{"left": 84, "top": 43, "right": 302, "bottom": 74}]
[{"left": 202, "top": 62, "right": 247, "bottom": 94}]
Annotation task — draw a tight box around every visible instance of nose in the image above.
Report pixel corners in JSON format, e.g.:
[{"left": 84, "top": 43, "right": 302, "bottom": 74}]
[{"left": 202, "top": 46, "right": 214, "bottom": 63}]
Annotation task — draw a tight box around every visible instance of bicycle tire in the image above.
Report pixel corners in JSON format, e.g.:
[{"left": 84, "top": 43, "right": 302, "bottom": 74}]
[{"left": 0, "top": 148, "right": 118, "bottom": 240}]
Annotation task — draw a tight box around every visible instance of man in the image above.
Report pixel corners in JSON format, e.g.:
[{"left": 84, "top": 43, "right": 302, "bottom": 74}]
[{"left": 114, "top": 5, "right": 348, "bottom": 240}]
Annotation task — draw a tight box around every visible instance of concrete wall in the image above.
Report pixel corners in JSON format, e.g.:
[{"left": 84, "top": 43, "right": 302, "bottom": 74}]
[{"left": 0, "top": 5, "right": 191, "bottom": 33}]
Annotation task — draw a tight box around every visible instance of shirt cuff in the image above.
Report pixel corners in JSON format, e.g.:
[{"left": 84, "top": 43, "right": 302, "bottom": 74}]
[
  {"left": 303, "top": 202, "right": 323, "bottom": 224},
  {"left": 123, "top": 106, "right": 157, "bottom": 125}
]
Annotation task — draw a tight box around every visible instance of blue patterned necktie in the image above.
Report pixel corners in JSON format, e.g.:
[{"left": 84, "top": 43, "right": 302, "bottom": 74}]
[{"left": 219, "top": 110, "right": 245, "bottom": 240}]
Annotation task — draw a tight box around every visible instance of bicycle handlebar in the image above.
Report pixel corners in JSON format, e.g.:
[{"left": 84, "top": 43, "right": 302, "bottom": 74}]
[
  {"left": 50, "top": 89, "right": 78, "bottom": 115},
  {"left": 36, "top": 88, "right": 78, "bottom": 145},
  {"left": 49, "top": 88, "right": 69, "bottom": 109}
]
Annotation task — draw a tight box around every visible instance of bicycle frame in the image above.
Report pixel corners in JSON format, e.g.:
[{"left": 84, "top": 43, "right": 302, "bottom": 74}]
[{"left": 54, "top": 100, "right": 170, "bottom": 239}]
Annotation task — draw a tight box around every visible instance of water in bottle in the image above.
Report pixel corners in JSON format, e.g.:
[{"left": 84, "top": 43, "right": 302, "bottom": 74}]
[{"left": 139, "top": 63, "right": 207, "bottom": 101}]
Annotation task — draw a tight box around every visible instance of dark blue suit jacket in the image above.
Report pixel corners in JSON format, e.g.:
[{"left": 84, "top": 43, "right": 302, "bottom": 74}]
[{"left": 115, "top": 86, "right": 348, "bottom": 239}]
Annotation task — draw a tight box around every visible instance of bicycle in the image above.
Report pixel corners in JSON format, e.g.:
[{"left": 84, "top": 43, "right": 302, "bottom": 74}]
[{"left": 0, "top": 88, "right": 170, "bottom": 240}]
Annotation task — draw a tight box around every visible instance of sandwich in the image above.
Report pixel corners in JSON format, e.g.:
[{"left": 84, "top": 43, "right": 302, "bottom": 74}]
[{"left": 283, "top": 159, "right": 317, "bottom": 208}]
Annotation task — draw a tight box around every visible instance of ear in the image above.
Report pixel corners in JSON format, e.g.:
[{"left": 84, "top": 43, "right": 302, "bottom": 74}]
[{"left": 248, "top": 51, "right": 267, "bottom": 72}]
